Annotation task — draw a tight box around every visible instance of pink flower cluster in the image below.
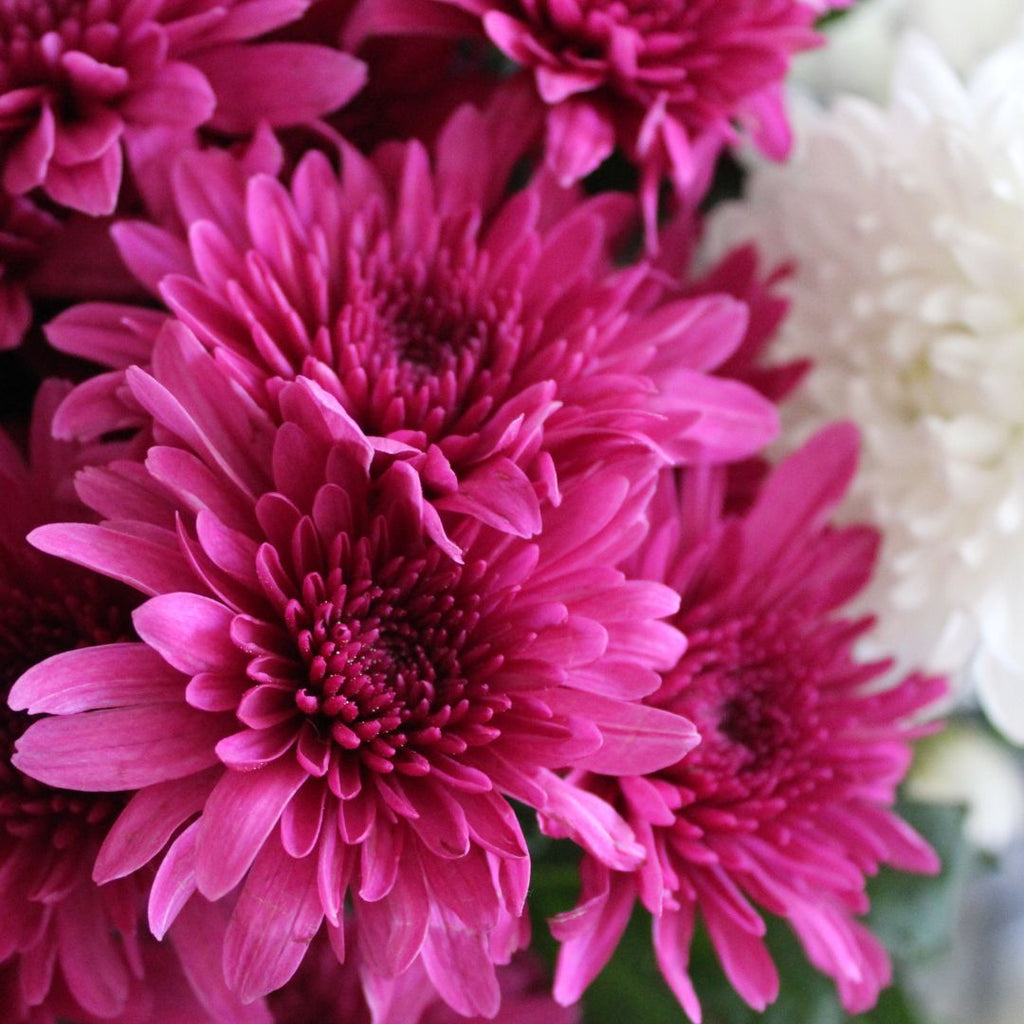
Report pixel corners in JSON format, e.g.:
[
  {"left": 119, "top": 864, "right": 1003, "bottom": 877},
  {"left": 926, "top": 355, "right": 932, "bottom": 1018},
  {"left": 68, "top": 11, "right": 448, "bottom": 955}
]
[{"left": 0, "top": 3, "right": 939, "bottom": 1023}]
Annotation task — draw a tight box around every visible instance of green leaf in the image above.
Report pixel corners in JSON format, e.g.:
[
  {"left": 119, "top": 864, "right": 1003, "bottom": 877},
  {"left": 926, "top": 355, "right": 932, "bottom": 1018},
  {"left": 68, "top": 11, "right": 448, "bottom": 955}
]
[
  {"left": 581, "top": 906, "right": 688, "bottom": 1024},
  {"left": 866, "top": 800, "right": 972, "bottom": 962}
]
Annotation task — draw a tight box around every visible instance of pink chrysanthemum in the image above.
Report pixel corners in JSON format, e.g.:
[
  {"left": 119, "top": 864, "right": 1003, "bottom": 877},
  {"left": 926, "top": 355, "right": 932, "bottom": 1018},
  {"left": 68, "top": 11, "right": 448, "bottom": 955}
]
[
  {"left": 0, "top": 0, "right": 365, "bottom": 216},
  {"left": 12, "top": 324, "right": 697, "bottom": 1016},
  {"left": 547, "top": 425, "right": 946, "bottom": 1021},
  {"left": 344, "top": 0, "right": 843, "bottom": 223},
  {"left": 47, "top": 100, "right": 777, "bottom": 535},
  {"left": 0, "top": 382, "right": 147, "bottom": 1023}
]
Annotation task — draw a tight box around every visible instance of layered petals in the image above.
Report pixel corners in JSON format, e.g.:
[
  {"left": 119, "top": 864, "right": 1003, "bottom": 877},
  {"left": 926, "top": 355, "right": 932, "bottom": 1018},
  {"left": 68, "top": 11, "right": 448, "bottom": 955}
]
[{"left": 552, "top": 427, "right": 947, "bottom": 1020}]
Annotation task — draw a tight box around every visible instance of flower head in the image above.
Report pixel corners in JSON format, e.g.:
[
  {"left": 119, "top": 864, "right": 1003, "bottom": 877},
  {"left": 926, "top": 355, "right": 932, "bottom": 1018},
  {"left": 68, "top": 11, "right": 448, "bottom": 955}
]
[
  {"left": 0, "top": 382, "right": 146, "bottom": 1023},
  {"left": 345, "top": 0, "right": 842, "bottom": 224},
  {"left": 709, "top": 31, "right": 1024, "bottom": 743},
  {"left": 0, "top": 0, "right": 365, "bottom": 215},
  {"left": 48, "top": 100, "right": 778, "bottom": 536},
  {"left": 13, "top": 324, "right": 697, "bottom": 1015},
  {"left": 548, "top": 425, "right": 945, "bottom": 1020}
]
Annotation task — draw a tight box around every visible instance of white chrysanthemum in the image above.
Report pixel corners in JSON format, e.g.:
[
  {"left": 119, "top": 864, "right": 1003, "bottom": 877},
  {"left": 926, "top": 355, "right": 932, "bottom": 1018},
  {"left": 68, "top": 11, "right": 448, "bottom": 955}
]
[
  {"left": 708, "top": 31, "right": 1024, "bottom": 744},
  {"left": 797, "top": 0, "right": 1024, "bottom": 102}
]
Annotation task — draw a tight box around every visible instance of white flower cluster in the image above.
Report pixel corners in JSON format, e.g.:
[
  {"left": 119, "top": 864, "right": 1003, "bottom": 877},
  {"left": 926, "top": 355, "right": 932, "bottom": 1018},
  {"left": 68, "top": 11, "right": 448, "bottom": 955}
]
[
  {"left": 709, "top": 31, "right": 1024, "bottom": 744},
  {"left": 796, "top": 0, "right": 1024, "bottom": 101}
]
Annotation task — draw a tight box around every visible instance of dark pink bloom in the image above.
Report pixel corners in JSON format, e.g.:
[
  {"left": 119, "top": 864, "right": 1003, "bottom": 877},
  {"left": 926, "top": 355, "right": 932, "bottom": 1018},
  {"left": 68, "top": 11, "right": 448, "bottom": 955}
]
[
  {"left": 344, "top": 0, "right": 843, "bottom": 224},
  {"left": 547, "top": 425, "right": 946, "bottom": 1020},
  {"left": 0, "top": 382, "right": 144, "bottom": 1022},
  {"left": 47, "top": 101, "right": 778, "bottom": 536},
  {"left": 13, "top": 325, "right": 697, "bottom": 1015},
  {"left": 0, "top": 0, "right": 365, "bottom": 216}
]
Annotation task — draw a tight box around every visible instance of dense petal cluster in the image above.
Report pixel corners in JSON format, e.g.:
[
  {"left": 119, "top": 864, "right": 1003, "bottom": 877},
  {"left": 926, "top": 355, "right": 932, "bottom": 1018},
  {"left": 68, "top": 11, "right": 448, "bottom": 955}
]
[
  {"left": 0, "top": 0, "right": 365, "bottom": 216},
  {"left": 47, "top": 100, "right": 778, "bottom": 536},
  {"left": 710, "top": 31, "right": 1024, "bottom": 743},
  {"left": 547, "top": 426, "right": 944, "bottom": 1020},
  {"left": 345, "top": 0, "right": 845, "bottom": 225},
  {"left": 268, "top": 932, "right": 579, "bottom": 1024},
  {"left": 0, "top": 384, "right": 148, "bottom": 1023},
  {"left": 12, "top": 324, "right": 697, "bottom": 1016},
  {"left": 0, "top": 4, "right": 961, "bottom": 1020}
]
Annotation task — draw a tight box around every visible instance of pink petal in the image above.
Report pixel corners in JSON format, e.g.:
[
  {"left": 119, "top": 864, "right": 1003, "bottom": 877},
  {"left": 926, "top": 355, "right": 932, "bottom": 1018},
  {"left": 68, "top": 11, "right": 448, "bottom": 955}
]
[
  {"left": 56, "top": 883, "right": 130, "bottom": 1016},
  {"left": 195, "top": 756, "right": 308, "bottom": 899},
  {"left": 60, "top": 51, "right": 129, "bottom": 99},
  {"left": 436, "top": 457, "right": 542, "bottom": 537},
  {"left": 75, "top": 460, "right": 176, "bottom": 525},
  {"left": 355, "top": 857, "right": 431, "bottom": 976},
  {"left": 344, "top": 0, "right": 474, "bottom": 47},
  {"left": 742, "top": 422, "right": 860, "bottom": 577},
  {"left": 696, "top": 871, "right": 777, "bottom": 1011},
  {"left": 0, "top": 283, "right": 31, "bottom": 350},
  {"left": 149, "top": 821, "right": 200, "bottom": 939},
  {"left": 49, "top": 370, "right": 141, "bottom": 442},
  {"left": 460, "top": 790, "right": 528, "bottom": 859},
  {"left": 194, "top": 44, "right": 367, "bottom": 133},
  {"left": 545, "top": 690, "right": 699, "bottom": 773},
  {"left": 654, "top": 370, "right": 780, "bottom": 464},
  {"left": 111, "top": 220, "right": 194, "bottom": 295},
  {"left": 538, "top": 771, "right": 644, "bottom": 871},
  {"left": 419, "top": 847, "right": 500, "bottom": 932},
  {"left": 133, "top": 591, "right": 243, "bottom": 675},
  {"left": 9, "top": 643, "right": 184, "bottom": 714},
  {"left": 544, "top": 98, "right": 616, "bottom": 186},
  {"left": 404, "top": 779, "right": 471, "bottom": 859},
  {"left": 215, "top": 722, "right": 298, "bottom": 769},
  {"left": 14, "top": 704, "right": 227, "bottom": 790},
  {"left": 3, "top": 105, "right": 55, "bottom": 194},
  {"left": 95, "top": 769, "right": 219, "bottom": 883},
  {"left": 44, "top": 142, "right": 123, "bottom": 215},
  {"left": 29, "top": 522, "right": 196, "bottom": 596},
  {"left": 420, "top": 913, "right": 501, "bottom": 1018},
  {"left": 120, "top": 61, "right": 216, "bottom": 128},
  {"left": 536, "top": 64, "right": 605, "bottom": 103},
  {"left": 358, "top": 814, "right": 403, "bottom": 902},
  {"left": 223, "top": 838, "right": 323, "bottom": 1001},
  {"left": 552, "top": 868, "right": 633, "bottom": 1004},
  {"left": 652, "top": 905, "right": 703, "bottom": 1022}
]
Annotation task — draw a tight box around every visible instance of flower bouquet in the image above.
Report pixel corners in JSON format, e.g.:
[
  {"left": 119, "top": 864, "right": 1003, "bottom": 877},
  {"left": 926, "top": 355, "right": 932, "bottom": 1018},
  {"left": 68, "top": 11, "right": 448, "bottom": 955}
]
[{"left": 1, "top": 2, "right": 1019, "bottom": 1022}]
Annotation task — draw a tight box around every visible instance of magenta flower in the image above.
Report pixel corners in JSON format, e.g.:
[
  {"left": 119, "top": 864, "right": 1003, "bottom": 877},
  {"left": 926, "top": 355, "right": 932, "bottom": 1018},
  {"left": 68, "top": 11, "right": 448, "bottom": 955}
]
[
  {"left": 547, "top": 425, "right": 946, "bottom": 1020},
  {"left": 12, "top": 324, "right": 697, "bottom": 1016},
  {"left": 344, "top": 0, "right": 841, "bottom": 223},
  {"left": 0, "top": 0, "right": 365, "bottom": 216},
  {"left": 0, "top": 382, "right": 147, "bottom": 1023},
  {"left": 47, "top": 101, "right": 778, "bottom": 537}
]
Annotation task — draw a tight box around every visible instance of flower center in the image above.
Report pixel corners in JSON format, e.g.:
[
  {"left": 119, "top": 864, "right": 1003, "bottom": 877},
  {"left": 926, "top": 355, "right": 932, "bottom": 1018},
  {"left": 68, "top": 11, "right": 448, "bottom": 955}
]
[
  {"left": 326, "top": 236, "right": 524, "bottom": 441},
  {"left": 283, "top": 539, "right": 508, "bottom": 773},
  {"left": 657, "top": 610, "right": 819, "bottom": 778}
]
